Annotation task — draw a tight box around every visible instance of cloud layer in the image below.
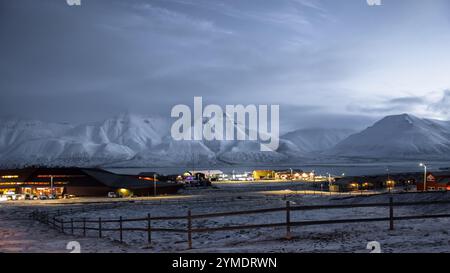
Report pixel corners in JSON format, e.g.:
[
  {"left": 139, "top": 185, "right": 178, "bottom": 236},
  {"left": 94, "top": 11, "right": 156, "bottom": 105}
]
[{"left": 1, "top": 0, "right": 450, "bottom": 130}]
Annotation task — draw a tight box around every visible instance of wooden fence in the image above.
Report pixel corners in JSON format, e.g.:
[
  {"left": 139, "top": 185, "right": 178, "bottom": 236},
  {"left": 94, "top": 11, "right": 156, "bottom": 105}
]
[{"left": 30, "top": 197, "right": 450, "bottom": 249}]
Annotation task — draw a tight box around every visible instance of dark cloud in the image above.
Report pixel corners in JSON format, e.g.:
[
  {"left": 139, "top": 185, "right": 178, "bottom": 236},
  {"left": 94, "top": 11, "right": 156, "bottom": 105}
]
[
  {"left": 389, "top": 96, "right": 426, "bottom": 105},
  {"left": 347, "top": 95, "right": 426, "bottom": 114},
  {"left": 1, "top": 0, "right": 450, "bottom": 129},
  {"left": 428, "top": 89, "right": 450, "bottom": 116},
  {"left": 347, "top": 90, "right": 450, "bottom": 120}
]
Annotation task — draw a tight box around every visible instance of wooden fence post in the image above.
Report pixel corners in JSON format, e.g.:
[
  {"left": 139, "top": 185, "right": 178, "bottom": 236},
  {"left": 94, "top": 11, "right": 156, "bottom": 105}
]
[
  {"left": 286, "top": 201, "right": 292, "bottom": 240},
  {"left": 119, "top": 216, "right": 123, "bottom": 243},
  {"left": 71, "top": 218, "right": 74, "bottom": 235},
  {"left": 99, "top": 217, "right": 102, "bottom": 238},
  {"left": 389, "top": 197, "right": 394, "bottom": 230},
  {"left": 83, "top": 218, "right": 86, "bottom": 237},
  {"left": 187, "top": 210, "right": 192, "bottom": 249},
  {"left": 147, "top": 213, "right": 152, "bottom": 245}
]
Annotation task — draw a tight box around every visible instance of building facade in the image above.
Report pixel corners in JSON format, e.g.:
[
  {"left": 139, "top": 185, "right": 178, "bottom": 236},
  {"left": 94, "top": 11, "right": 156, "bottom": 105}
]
[
  {"left": 252, "top": 170, "right": 275, "bottom": 180},
  {"left": 0, "top": 168, "right": 182, "bottom": 197},
  {"left": 416, "top": 172, "right": 450, "bottom": 191}
]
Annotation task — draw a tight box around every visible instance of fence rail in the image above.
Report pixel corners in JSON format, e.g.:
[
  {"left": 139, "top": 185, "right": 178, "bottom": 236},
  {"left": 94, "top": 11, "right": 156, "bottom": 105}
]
[{"left": 30, "top": 197, "right": 450, "bottom": 249}]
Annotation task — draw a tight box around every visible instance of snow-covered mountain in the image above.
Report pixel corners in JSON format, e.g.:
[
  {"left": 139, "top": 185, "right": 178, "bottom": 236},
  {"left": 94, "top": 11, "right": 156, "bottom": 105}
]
[
  {"left": 66, "top": 113, "right": 169, "bottom": 151},
  {"left": 0, "top": 113, "right": 349, "bottom": 167},
  {"left": 326, "top": 114, "right": 450, "bottom": 159},
  {"left": 3, "top": 113, "right": 449, "bottom": 167},
  {"left": 282, "top": 128, "right": 355, "bottom": 153},
  {"left": 0, "top": 114, "right": 171, "bottom": 167},
  {"left": 0, "top": 118, "right": 71, "bottom": 153}
]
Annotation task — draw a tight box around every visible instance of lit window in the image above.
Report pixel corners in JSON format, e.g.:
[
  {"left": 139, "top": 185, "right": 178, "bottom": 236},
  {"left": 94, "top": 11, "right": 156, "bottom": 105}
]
[{"left": 1, "top": 175, "right": 19, "bottom": 179}]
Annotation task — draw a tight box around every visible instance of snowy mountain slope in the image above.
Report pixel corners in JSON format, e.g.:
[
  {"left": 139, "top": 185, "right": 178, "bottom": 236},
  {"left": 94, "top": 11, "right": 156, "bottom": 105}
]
[
  {"left": 326, "top": 114, "right": 450, "bottom": 158},
  {"left": 0, "top": 114, "right": 166, "bottom": 166},
  {"left": 4, "top": 138, "right": 135, "bottom": 163},
  {"left": 168, "top": 114, "right": 290, "bottom": 164},
  {"left": 282, "top": 128, "right": 355, "bottom": 153},
  {"left": 0, "top": 118, "right": 72, "bottom": 154},
  {"left": 4, "top": 113, "right": 449, "bottom": 167},
  {"left": 66, "top": 113, "right": 170, "bottom": 151}
]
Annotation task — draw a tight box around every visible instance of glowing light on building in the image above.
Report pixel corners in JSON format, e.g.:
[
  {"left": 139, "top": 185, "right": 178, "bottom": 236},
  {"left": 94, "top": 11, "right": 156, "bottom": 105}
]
[{"left": 1, "top": 175, "right": 19, "bottom": 179}]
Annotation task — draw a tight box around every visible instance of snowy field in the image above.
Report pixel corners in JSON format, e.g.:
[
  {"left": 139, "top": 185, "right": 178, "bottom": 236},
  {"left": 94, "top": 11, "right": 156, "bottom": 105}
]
[{"left": 1, "top": 182, "right": 450, "bottom": 253}]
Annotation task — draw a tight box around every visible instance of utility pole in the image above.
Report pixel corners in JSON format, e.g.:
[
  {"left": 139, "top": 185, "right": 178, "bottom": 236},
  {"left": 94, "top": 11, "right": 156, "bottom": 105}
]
[
  {"left": 153, "top": 173, "right": 157, "bottom": 197},
  {"left": 50, "top": 175, "right": 54, "bottom": 196}
]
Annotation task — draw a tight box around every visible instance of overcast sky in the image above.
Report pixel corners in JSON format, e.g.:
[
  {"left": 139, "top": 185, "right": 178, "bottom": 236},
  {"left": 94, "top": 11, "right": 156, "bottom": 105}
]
[{"left": 1, "top": 0, "right": 450, "bottom": 131}]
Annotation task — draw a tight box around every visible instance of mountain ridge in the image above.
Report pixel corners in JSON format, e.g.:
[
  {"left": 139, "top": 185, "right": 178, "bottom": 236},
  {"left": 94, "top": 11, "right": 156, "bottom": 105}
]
[
  {"left": 325, "top": 113, "right": 450, "bottom": 159},
  {"left": 2, "top": 113, "right": 450, "bottom": 167}
]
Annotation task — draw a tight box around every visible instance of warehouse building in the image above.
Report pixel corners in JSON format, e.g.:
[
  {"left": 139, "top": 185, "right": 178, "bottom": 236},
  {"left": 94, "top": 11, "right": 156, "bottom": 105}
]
[{"left": 0, "top": 167, "right": 182, "bottom": 197}]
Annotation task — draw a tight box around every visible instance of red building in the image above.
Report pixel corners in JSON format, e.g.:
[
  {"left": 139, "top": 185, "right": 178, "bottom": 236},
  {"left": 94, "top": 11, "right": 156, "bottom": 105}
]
[{"left": 417, "top": 173, "right": 450, "bottom": 191}]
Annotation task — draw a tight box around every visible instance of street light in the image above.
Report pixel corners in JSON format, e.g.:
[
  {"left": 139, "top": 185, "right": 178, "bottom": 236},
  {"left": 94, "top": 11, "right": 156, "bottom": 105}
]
[{"left": 419, "top": 163, "right": 427, "bottom": 192}]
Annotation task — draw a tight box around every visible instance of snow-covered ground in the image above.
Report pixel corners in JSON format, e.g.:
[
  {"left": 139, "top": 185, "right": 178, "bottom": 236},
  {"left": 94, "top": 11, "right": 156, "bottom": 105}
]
[{"left": 1, "top": 183, "right": 450, "bottom": 253}]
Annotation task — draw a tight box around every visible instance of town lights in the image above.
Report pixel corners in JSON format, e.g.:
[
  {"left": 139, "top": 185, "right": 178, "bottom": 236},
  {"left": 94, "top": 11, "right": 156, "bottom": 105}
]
[
  {"left": 386, "top": 180, "right": 395, "bottom": 193},
  {"left": 118, "top": 188, "right": 131, "bottom": 197},
  {"left": 419, "top": 163, "right": 427, "bottom": 192}
]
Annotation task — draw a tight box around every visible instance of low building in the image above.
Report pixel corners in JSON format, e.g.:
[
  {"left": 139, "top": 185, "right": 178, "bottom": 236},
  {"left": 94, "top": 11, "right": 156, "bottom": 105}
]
[
  {"left": 252, "top": 170, "right": 275, "bottom": 180},
  {"left": 331, "top": 176, "right": 378, "bottom": 192},
  {"left": 332, "top": 173, "right": 421, "bottom": 192},
  {"left": 416, "top": 172, "right": 450, "bottom": 191},
  {"left": 274, "top": 169, "right": 304, "bottom": 180},
  {"left": 191, "top": 170, "right": 223, "bottom": 179},
  {"left": 0, "top": 167, "right": 182, "bottom": 197}
]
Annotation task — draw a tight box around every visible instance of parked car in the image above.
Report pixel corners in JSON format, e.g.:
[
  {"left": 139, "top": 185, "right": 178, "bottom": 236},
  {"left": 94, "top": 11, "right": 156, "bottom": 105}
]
[
  {"left": 16, "top": 194, "right": 26, "bottom": 200},
  {"left": 4, "top": 191, "right": 15, "bottom": 201},
  {"left": 63, "top": 194, "right": 76, "bottom": 199},
  {"left": 185, "top": 180, "right": 201, "bottom": 187},
  {"left": 48, "top": 194, "right": 57, "bottom": 200},
  {"left": 25, "top": 194, "right": 38, "bottom": 200},
  {"left": 6, "top": 194, "right": 26, "bottom": 201},
  {"left": 39, "top": 195, "right": 48, "bottom": 200},
  {"left": 107, "top": 192, "right": 118, "bottom": 198}
]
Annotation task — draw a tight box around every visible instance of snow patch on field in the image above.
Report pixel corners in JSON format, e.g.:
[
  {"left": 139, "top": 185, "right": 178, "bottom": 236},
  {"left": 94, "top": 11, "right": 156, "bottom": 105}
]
[{"left": 2, "top": 189, "right": 450, "bottom": 253}]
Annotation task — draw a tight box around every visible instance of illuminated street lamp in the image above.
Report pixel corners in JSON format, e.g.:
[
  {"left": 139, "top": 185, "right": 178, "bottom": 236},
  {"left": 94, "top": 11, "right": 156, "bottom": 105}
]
[{"left": 419, "top": 163, "right": 427, "bottom": 192}]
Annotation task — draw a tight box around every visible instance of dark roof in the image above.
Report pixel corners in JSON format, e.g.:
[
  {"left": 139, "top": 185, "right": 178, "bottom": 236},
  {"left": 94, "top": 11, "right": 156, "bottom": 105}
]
[
  {"left": 0, "top": 167, "right": 178, "bottom": 190},
  {"left": 0, "top": 168, "right": 37, "bottom": 182},
  {"left": 0, "top": 167, "right": 89, "bottom": 182},
  {"left": 138, "top": 172, "right": 158, "bottom": 177},
  {"left": 274, "top": 169, "right": 303, "bottom": 173},
  {"left": 430, "top": 172, "right": 450, "bottom": 177},
  {"left": 436, "top": 177, "right": 450, "bottom": 184},
  {"left": 81, "top": 169, "right": 177, "bottom": 189}
]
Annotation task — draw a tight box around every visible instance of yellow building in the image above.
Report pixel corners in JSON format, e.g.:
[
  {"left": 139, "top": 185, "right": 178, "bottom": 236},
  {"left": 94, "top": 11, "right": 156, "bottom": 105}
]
[{"left": 252, "top": 170, "right": 275, "bottom": 180}]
